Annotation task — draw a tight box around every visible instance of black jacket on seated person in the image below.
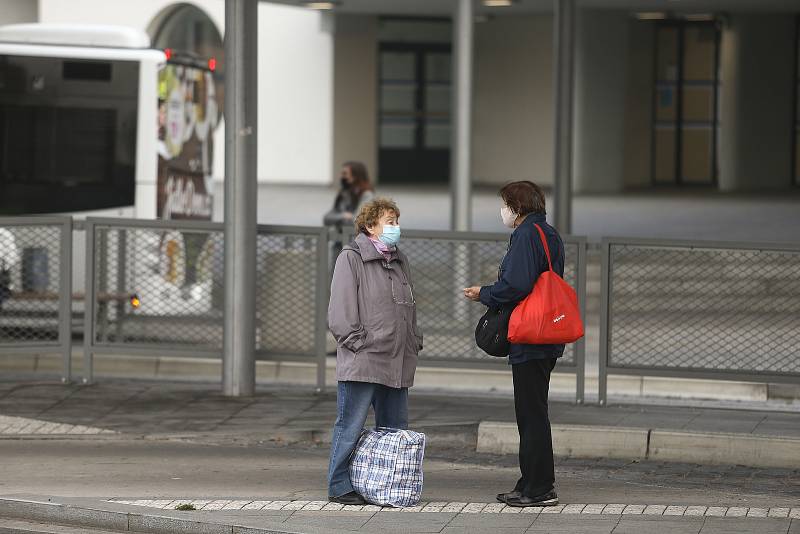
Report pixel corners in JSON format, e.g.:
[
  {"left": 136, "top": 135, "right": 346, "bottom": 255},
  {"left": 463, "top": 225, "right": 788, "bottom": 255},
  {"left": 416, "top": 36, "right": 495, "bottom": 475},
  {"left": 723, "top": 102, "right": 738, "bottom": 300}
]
[{"left": 478, "top": 213, "right": 566, "bottom": 365}]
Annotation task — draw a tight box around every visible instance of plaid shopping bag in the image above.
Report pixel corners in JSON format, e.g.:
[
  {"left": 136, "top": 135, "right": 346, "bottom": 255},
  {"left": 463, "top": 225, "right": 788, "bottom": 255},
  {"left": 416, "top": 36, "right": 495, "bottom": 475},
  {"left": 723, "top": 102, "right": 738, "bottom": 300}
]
[{"left": 349, "top": 427, "right": 426, "bottom": 507}]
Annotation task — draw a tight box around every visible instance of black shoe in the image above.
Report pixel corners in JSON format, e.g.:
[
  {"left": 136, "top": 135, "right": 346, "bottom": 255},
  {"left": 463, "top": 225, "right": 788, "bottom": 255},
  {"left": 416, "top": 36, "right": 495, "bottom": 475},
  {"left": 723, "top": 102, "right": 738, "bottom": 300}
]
[
  {"left": 505, "top": 490, "right": 559, "bottom": 508},
  {"left": 496, "top": 490, "right": 521, "bottom": 503},
  {"left": 328, "top": 491, "right": 366, "bottom": 505}
]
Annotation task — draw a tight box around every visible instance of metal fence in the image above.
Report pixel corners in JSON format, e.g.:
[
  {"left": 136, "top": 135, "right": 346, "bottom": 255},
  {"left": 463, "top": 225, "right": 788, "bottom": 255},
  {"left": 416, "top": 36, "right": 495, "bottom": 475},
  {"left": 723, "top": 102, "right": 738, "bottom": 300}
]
[
  {"left": 0, "top": 217, "right": 72, "bottom": 381},
  {"left": 393, "top": 229, "right": 586, "bottom": 403},
  {"left": 10, "top": 216, "right": 799, "bottom": 407},
  {"left": 598, "top": 237, "right": 800, "bottom": 404},
  {"left": 82, "top": 218, "right": 328, "bottom": 384}
]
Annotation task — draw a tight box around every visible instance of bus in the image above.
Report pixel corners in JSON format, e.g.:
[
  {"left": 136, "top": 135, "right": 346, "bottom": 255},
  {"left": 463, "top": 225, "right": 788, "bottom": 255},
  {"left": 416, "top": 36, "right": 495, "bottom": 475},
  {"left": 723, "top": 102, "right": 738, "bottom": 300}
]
[{"left": 0, "top": 24, "right": 221, "bottom": 320}]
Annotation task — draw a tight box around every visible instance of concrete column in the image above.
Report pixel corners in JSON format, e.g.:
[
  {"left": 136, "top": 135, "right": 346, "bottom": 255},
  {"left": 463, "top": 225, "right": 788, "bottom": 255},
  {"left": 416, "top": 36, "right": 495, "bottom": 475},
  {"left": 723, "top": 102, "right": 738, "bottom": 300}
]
[
  {"left": 552, "top": 0, "right": 576, "bottom": 234},
  {"left": 223, "top": 0, "right": 258, "bottom": 397},
  {"left": 451, "top": 0, "right": 473, "bottom": 232},
  {"left": 333, "top": 15, "right": 378, "bottom": 183},
  {"left": 719, "top": 14, "right": 795, "bottom": 191},
  {"left": 573, "top": 10, "right": 629, "bottom": 193}
]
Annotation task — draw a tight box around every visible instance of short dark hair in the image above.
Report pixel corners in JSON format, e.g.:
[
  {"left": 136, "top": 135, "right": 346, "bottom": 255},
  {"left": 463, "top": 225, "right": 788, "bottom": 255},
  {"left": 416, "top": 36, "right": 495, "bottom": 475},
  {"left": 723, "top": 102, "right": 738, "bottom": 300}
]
[{"left": 499, "top": 181, "right": 546, "bottom": 216}]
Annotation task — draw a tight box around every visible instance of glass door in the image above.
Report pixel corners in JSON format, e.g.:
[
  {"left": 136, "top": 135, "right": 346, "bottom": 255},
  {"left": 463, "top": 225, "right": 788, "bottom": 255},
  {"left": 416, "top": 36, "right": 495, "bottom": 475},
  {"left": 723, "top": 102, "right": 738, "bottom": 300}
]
[
  {"left": 378, "top": 43, "right": 451, "bottom": 184},
  {"left": 652, "top": 21, "right": 720, "bottom": 186}
]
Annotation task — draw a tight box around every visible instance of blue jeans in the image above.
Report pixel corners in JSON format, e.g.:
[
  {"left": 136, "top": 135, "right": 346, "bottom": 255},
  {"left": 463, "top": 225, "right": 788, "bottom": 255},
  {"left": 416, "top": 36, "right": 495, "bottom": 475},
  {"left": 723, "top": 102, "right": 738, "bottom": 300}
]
[{"left": 327, "top": 381, "right": 408, "bottom": 497}]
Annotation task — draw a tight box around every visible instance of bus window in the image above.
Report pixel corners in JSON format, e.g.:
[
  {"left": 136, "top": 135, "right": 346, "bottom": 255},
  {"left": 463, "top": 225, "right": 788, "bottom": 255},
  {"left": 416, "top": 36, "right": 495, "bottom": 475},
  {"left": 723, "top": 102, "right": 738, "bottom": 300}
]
[{"left": 0, "top": 55, "right": 139, "bottom": 215}]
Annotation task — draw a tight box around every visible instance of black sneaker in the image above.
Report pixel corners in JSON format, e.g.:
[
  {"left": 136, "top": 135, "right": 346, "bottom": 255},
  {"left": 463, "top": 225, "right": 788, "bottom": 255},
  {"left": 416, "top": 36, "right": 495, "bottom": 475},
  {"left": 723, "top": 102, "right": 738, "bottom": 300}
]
[
  {"left": 505, "top": 490, "right": 559, "bottom": 507},
  {"left": 496, "top": 490, "right": 521, "bottom": 503},
  {"left": 328, "top": 491, "right": 366, "bottom": 505}
]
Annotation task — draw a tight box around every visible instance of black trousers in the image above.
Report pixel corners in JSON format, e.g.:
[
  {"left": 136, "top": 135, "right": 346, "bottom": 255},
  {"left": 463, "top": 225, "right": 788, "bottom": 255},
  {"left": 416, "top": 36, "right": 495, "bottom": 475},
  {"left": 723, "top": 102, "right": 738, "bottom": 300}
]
[{"left": 511, "top": 357, "right": 557, "bottom": 498}]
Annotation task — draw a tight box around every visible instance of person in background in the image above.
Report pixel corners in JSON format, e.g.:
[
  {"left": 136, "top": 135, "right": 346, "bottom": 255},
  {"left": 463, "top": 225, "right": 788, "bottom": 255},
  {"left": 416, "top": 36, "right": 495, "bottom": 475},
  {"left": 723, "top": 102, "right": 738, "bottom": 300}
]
[
  {"left": 324, "top": 161, "right": 375, "bottom": 241},
  {"left": 326, "top": 197, "right": 422, "bottom": 505},
  {"left": 463, "top": 181, "right": 565, "bottom": 508}
]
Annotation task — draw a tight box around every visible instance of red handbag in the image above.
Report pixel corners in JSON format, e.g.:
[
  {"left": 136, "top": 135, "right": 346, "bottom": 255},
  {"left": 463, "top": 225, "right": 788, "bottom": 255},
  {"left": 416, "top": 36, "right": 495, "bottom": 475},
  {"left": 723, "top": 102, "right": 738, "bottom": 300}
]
[{"left": 507, "top": 224, "right": 584, "bottom": 345}]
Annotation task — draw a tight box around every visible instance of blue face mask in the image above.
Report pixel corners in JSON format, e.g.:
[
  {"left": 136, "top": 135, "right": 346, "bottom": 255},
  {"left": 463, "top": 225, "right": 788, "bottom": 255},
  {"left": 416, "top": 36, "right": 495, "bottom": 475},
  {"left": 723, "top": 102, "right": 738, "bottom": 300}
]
[{"left": 379, "top": 224, "right": 401, "bottom": 246}]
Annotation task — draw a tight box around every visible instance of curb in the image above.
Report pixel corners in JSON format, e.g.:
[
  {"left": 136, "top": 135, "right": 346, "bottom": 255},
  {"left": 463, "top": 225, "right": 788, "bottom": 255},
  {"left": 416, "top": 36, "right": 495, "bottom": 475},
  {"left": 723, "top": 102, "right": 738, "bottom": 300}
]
[
  {"left": 0, "top": 498, "right": 309, "bottom": 534},
  {"left": 477, "top": 422, "right": 800, "bottom": 469}
]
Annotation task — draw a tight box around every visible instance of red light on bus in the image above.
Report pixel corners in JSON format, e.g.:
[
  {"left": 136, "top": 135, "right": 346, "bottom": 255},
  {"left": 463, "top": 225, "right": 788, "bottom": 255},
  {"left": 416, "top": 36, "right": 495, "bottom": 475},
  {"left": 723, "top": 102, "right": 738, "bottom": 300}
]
[
  {"left": 208, "top": 57, "right": 217, "bottom": 71},
  {"left": 164, "top": 48, "right": 173, "bottom": 60}
]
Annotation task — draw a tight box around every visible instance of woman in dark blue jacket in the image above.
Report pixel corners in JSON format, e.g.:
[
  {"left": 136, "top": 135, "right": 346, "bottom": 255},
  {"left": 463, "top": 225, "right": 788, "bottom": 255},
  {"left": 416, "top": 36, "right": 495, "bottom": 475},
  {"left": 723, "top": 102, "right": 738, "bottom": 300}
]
[{"left": 464, "top": 180, "right": 564, "bottom": 508}]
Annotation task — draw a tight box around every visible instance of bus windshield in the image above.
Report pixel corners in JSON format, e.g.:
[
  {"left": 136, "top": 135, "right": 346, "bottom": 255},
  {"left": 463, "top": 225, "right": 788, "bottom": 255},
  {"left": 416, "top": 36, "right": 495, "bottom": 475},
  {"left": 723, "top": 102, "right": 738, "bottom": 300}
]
[{"left": 0, "top": 54, "right": 139, "bottom": 214}]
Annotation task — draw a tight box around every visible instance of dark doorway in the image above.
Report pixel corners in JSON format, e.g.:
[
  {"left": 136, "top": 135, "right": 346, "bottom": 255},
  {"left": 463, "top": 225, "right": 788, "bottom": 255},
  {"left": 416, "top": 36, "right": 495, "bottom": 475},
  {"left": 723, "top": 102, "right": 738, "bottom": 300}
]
[
  {"left": 651, "top": 20, "right": 720, "bottom": 186},
  {"left": 378, "top": 42, "right": 451, "bottom": 184}
]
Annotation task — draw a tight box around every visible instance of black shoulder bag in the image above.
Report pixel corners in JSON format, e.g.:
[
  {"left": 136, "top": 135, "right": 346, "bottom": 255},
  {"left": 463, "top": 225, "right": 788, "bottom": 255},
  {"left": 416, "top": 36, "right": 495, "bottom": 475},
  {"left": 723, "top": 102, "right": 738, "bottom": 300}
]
[
  {"left": 475, "top": 305, "right": 512, "bottom": 357},
  {"left": 474, "top": 233, "right": 517, "bottom": 357}
]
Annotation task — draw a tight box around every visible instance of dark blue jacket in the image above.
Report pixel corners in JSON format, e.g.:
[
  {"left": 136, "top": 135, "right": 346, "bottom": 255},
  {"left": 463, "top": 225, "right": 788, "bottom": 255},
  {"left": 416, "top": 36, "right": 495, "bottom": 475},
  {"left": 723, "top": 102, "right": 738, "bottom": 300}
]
[{"left": 479, "top": 213, "right": 566, "bottom": 364}]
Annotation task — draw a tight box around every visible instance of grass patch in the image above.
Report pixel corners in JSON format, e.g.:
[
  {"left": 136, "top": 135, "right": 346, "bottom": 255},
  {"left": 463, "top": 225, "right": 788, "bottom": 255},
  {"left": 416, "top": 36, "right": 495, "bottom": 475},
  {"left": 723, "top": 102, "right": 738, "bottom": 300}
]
[{"left": 175, "top": 503, "right": 197, "bottom": 511}]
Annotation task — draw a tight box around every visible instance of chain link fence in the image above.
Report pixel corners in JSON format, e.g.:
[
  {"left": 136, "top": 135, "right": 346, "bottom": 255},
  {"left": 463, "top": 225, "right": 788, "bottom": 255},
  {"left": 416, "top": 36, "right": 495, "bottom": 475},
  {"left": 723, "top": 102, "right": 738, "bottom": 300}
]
[
  {"left": 0, "top": 217, "right": 72, "bottom": 381},
  {"left": 3, "top": 215, "right": 586, "bottom": 399},
  {"left": 82, "top": 218, "right": 328, "bottom": 384},
  {"left": 340, "top": 229, "right": 586, "bottom": 402},
  {"left": 599, "top": 238, "right": 800, "bottom": 404},
  {"left": 255, "top": 225, "right": 328, "bottom": 366}
]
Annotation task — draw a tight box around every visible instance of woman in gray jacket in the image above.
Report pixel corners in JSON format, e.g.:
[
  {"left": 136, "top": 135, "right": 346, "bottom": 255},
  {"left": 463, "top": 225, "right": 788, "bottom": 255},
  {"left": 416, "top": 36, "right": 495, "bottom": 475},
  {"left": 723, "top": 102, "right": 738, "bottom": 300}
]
[{"left": 327, "top": 197, "right": 423, "bottom": 505}]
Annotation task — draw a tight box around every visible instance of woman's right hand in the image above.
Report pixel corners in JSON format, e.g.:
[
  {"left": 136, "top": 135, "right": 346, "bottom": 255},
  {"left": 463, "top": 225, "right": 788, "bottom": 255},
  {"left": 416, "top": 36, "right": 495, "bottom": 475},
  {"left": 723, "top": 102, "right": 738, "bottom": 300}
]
[{"left": 463, "top": 286, "right": 481, "bottom": 302}]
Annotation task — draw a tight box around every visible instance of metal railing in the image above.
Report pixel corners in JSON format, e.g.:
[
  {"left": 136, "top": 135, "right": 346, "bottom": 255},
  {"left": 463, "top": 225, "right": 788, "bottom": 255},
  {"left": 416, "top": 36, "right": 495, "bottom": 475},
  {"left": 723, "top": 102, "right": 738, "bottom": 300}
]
[
  {"left": 390, "top": 229, "right": 586, "bottom": 403},
  {"left": 0, "top": 216, "right": 72, "bottom": 381},
  {"left": 598, "top": 237, "right": 800, "bottom": 405},
  {"left": 82, "top": 218, "right": 329, "bottom": 385},
  {"left": 5, "top": 215, "right": 799, "bottom": 406}
]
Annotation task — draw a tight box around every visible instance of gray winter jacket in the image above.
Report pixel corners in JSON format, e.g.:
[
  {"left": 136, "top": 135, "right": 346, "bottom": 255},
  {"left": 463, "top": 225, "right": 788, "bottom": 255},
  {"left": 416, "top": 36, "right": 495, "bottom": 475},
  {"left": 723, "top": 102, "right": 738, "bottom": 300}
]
[{"left": 328, "top": 232, "right": 422, "bottom": 388}]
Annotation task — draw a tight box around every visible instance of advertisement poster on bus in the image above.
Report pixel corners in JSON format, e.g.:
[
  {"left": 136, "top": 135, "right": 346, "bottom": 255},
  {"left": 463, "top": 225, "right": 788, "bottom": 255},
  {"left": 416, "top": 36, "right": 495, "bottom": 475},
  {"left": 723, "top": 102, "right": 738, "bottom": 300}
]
[{"left": 138, "top": 59, "right": 220, "bottom": 317}]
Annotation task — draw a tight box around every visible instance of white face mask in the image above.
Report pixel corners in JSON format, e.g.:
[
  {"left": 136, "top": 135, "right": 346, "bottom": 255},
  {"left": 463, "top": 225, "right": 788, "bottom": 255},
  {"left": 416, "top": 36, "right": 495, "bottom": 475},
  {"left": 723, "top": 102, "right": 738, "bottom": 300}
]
[{"left": 500, "top": 205, "right": 517, "bottom": 228}]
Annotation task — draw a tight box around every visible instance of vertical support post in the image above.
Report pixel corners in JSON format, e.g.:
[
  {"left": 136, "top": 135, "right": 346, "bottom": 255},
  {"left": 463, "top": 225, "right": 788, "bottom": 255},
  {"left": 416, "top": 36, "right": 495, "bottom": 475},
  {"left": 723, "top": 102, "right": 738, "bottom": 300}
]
[
  {"left": 553, "top": 0, "right": 575, "bottom": 234},
  {"left": 82, "top": 221, "right": 96, "bottom": 385},
  {"left": 223, "top": 0, "right": 258, "bottom": 396},
  {"left": 598, "top": 239, "right": 611, "bottom": 406},
  {"left": 451, "top": 0, "right": 473, "bottom": 232},
  {"left": 574, "top": 238, "right": 586, "bottom": 404},
  {"left": 97, "top": 229, "right": 109, "bottom": 343},
  {"left": 314, "top": 227, "right": 329, "bottom": 393},
  {"left": 115, "top": 229, "right": 128, "bottom": 341},
  {"left": 59, "top": 218, "right": 73, "bottom": 383}
]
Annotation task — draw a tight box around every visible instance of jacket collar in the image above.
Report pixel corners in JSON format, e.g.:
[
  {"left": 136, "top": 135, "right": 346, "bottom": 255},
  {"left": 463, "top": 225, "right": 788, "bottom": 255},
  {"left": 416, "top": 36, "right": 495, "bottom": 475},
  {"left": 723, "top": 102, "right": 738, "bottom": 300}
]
[
  {"left": 353, "top": 232, "right": 399, "bottom": 263},
  {"left": 516, "top": 212, "right": 547, "bottom": 230}
]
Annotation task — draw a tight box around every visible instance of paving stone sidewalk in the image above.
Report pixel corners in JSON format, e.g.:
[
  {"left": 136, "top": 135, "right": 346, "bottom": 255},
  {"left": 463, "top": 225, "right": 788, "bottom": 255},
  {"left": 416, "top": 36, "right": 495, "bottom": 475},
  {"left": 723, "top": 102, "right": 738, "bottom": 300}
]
[
  {"left": 2, "top": 495, "right": 800, "bottom": 534},
  {"left": 1, "top": 379, "right": 799, "bottom": 444}
]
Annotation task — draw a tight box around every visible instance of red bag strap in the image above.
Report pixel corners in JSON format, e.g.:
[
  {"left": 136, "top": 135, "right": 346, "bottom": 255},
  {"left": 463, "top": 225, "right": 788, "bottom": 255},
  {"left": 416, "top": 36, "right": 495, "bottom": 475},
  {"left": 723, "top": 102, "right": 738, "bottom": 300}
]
[{"left": 533, "top": 223, "right": 553, "bottom": 272}]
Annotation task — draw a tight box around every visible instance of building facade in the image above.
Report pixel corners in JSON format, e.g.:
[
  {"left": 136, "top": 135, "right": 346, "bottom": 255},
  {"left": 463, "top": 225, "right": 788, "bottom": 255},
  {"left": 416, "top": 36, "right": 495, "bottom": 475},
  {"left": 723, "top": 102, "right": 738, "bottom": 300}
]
[{"left": 1, "top": 0, "right": 799, "bottom": 193}]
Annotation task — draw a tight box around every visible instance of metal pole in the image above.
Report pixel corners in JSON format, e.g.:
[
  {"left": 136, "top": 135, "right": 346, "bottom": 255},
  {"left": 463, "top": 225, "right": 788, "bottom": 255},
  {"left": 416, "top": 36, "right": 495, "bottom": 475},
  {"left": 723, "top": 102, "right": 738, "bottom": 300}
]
[
  {"left": 451, "top": 0, "right": 473, "bottom": 232},
  {"left": 314, "top": 227, "right": 329, "bottom": 393},
  {"left": 552, "top": 0, "right": 575, "bottom": 234},
  {"left": 59, "top": 218, "right": 72, "bottom": 383},
  {"left": 574, "top": 238, "right": 586, "bottom": 404},
  {"left": 598, "top": 240, "right": 611, "bottom": 406},
  {"left": 223, "top": 0, "right": 258, "bottom": 396},
  {"left": 82, "top": 221, "right": 96, "bottom": 385}
]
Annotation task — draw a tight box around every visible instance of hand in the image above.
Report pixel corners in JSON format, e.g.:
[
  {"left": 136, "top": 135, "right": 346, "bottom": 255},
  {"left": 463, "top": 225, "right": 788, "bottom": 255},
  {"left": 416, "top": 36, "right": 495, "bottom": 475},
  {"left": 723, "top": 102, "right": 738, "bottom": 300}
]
[
  {"left": 463, "top": 286, "right": 482, "bottom": 302},
  {"left": 343, "top": 211, "right": 354, "bottom": 221}
]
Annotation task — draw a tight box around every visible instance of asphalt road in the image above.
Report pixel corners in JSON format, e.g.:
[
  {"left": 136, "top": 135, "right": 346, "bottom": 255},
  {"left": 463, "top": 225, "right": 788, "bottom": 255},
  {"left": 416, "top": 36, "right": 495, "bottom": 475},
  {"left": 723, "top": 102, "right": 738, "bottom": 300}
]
[{"left": 1, "top": 438, "right": 797, "bottom": 509}]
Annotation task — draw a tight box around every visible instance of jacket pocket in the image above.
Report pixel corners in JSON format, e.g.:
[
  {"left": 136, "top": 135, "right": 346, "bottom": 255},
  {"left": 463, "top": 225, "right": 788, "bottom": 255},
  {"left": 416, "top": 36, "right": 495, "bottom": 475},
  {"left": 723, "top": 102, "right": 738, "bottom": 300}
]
[{"left": 362, "top": 317, "right": 397, "bottom": 355}]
